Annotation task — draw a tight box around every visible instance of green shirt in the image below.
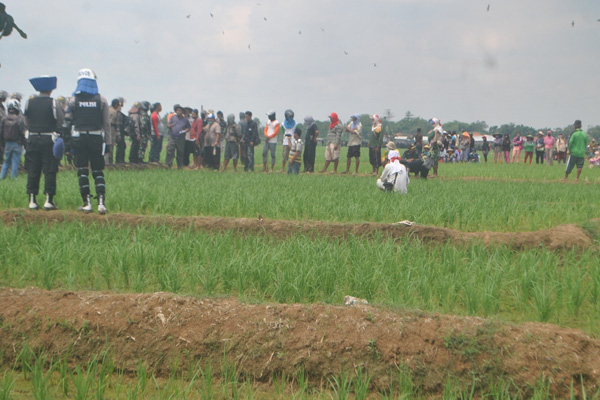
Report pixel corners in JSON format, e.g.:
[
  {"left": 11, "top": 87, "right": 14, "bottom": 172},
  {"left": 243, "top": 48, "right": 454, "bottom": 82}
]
[
  {"left": 369, "top": 128, "right": 383, "bottom": 148},
  {"left": 523, "top": 140, "right": 534, "bottom": 152},
  {"left": 568, "top": 129, "right": 588, "bottom": 158}
]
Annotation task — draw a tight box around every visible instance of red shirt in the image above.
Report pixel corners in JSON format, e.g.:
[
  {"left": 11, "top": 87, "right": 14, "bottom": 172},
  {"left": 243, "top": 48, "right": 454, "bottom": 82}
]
[{"left": 190, "top": 118, "right": 203, "bottom": 142}]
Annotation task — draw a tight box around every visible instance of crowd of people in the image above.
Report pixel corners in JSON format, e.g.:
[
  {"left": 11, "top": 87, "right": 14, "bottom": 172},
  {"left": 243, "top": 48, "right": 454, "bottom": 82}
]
[
  {"left": 416, "top": 124, "right": 593, "bottom": 183},
  {"left": 1, "top": 71, "right": 595, "bottom": 209}
]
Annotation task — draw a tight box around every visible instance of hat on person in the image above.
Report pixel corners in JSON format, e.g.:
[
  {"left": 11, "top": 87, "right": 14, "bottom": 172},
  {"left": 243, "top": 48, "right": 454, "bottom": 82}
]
[
  {"left": 192, "top": 108, "right": 199, "bottom": 114},
  {"left": 386, "top": 141, "right": 396, "bottom": 150},
  {"left": 526, "top": 134, "right": 533, "bottom": 139},
  {"left": 29, "top": 76, "right": 57, "bottom": 92},
  {"left": 424, "top": 144, "right": 431, "bottom": 149},
  {"left": 388, "top": 150, "right": 399, "bottom": 159},
  {"left": 574, "top": 119, "right": 582, "bottom": 128},
  {"left": 74, "top": 68, "right": 98, "bottom": 95},
  {"left": 173, "top": 104, "right": 183, "bottom": 111},
  {"left": 537, "top": 131, "right": 543, "bottom": 135},
  {"left": 206, "top": 113, "right": 215, "bottom": 120}
]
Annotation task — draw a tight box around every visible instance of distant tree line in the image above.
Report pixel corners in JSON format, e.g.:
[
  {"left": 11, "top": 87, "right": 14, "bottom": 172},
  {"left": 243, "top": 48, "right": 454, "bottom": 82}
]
[{"left": 293, "top": 110, "right": 600, "bottom": 143}]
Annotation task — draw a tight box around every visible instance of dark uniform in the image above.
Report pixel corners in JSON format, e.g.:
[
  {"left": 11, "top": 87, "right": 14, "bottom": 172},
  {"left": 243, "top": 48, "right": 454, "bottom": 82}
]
[
  {"left": 24, "top": 83, "right": 64, "bottom": 210},
  {"left": 138, "top": 102, "right": 151, "bottom": 162},
  {"left": 66, "top": 69, "right": 111, "bottom": 214},
  {"left": 115, "top": 109, "right": 129, "bottom": 164},
  {"left": 128, "top": 105, "right": 141, "bottom": 164}
]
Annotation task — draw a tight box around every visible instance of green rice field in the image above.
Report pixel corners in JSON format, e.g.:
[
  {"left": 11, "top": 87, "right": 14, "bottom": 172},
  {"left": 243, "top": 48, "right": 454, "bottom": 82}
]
[{"left": 1, "top": 152, "right": 599, "bottom": 399}]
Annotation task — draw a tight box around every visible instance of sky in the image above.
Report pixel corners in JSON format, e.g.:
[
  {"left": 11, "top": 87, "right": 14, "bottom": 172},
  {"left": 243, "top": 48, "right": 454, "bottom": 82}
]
[{"left": 1, "top": 0, "right": 599, "bottom": 129}]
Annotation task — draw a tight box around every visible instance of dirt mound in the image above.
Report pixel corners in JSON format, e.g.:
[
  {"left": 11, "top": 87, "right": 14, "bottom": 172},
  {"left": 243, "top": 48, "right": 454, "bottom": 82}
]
[
  {"left": 0, "top": 288, "right": 599, "bottom": 397},
  {"left": 0, "top": 209, "right": 594, "bottom": 252}
]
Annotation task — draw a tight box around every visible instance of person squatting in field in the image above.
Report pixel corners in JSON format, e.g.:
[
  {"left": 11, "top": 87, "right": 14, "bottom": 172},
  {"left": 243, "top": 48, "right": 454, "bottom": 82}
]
[{"left": 376, "top": 150, "right": 409, "bottom": 194}]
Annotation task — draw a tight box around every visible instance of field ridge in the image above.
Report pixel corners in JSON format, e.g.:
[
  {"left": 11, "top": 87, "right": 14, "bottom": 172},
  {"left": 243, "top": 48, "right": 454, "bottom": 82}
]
[
  {"left": 0, "top": 209, "right": 594, "bottom": 252},
  {"left": 0, "top": 287, "right": 599, "bottom": 398}
]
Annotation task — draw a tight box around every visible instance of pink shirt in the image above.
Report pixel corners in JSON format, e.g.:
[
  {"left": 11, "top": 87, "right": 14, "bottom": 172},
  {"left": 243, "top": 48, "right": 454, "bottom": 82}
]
[
  {"left": 544, "top": 135, "right": 555, "bottom": 149},
  {"left": 512, "top": 135, "right": 523, "bottom": 149}
]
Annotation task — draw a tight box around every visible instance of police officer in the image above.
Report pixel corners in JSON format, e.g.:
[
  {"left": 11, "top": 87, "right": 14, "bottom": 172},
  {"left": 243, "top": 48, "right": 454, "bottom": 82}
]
[
  {"left": 114, "top": 97, "right": 128, "bottom": 165},
  {"left": 138, "top": 101, "right": 151, "bottom": 163},
  {"left": 23, "top": 75, "right": 64, "bottom": 210},
  {"left": 128, "top": 102, "right": 142, "bottom": 164},
  {"left": 65, "top": 68, "right": 110, "bottom": 214}
]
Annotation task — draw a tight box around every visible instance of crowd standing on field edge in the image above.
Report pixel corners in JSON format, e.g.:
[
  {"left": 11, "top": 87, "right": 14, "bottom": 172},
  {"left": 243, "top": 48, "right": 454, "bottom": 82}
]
[{"left": 0, "top": 70, "right": 596, "bottom": 209}]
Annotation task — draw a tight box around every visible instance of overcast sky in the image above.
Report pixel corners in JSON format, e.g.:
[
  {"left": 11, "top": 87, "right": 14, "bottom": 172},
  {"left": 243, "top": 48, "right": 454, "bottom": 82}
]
[{"left": 1, "top": 0, "right": 599, "bottom": 129}]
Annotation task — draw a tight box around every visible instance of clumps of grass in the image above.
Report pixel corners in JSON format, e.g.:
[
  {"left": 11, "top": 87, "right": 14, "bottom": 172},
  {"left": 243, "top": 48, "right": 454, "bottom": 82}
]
[{"left": 582, "top": 219, "right": 600, "bottom": 244}]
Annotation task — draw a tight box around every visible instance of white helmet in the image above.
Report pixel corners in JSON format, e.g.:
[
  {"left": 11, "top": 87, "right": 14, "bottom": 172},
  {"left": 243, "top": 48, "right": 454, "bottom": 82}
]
[
  {"left": 78, "top": 68, "right": 97, "bottom": 81},
  {"left": 7, "top": 99, "right": 21, "bottom": 112}
]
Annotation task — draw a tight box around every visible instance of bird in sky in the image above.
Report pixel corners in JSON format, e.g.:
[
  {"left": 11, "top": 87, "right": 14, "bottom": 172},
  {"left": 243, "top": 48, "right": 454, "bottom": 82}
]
[
  {"left": 186, "top": 14, "right": 191, "bottom": 18},
  {"left": 264, "top": 17, "right": 267, "bottom": 21},
  {"left": 298, "top": 30, "right": 301, "bottom": 35},
  {"left": 487, "top": 4, "right": 490, "bottom": 11},
  {"left": 344, "top": 51, "right": 348, "bottom": 55},
  {"left": 248, "top": 44, "right": 251, "bottom": 50},
  {"left": 321, "top": 27, "right": 325, "bottom": 32},
  {"left": 572, "top": 20, "right": 575, "bottom": 27},
  {"left": 374, "top": 63, "right": 377, "bottom": 67},
  {"left": 210, "top": 13, "right": 214, "bottom": 18}
]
